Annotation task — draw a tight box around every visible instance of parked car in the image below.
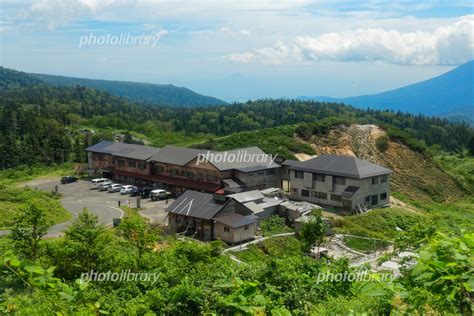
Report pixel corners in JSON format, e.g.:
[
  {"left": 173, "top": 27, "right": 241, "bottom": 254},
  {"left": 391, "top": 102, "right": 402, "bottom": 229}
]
[
  {"left": 92, "top": 178, "right": 109, "bottom": 187},
  {"left": 130, "top": 187, "right": 154, "bottom": 198},
  {"left": 120, "top": 185, "right": 137, "bottom": 195},
  {"left": 150, "top": 189, "right": 171, "bottom": 201},
  {"left": 61, "top": 176, "right": 78, "bottom": 184},
  {"left": 98, "top": 180, "right": 113, "bottom": 191},
  {"left": 108, "top": 183, "right": 123, "bottom": 193}
]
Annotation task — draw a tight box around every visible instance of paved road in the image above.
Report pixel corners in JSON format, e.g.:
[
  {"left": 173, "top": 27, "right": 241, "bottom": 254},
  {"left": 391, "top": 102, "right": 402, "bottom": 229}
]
[
  {"left": 1, "top": 179, "right": 173, "bottom": 238},
  {"left": 1, "top": 180, "right": 124, "bottom": 237}
]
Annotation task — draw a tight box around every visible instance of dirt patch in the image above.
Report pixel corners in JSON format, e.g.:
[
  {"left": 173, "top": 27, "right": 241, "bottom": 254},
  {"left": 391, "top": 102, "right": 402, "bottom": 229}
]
[
  {"left": 294, "top": 153, "right": 316, "bottom": 161},
  {"left": 307, "top": 124, "right": 464, "bottom": 203}
]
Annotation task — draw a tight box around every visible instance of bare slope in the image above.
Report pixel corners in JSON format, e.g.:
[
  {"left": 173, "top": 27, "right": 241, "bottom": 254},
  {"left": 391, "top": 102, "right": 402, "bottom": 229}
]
[{"left": 300, "top": 124, "right": 464, "bottom": 203}]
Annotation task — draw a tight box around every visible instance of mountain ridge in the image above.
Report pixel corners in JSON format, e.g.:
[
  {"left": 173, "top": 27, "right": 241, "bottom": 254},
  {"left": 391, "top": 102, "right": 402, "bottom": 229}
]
[
  {"left": 302, "top": 60, "right": 474, "bottom": 124},
  {"left": 29, "top": 72, "right": 227, "bottom": 107}
]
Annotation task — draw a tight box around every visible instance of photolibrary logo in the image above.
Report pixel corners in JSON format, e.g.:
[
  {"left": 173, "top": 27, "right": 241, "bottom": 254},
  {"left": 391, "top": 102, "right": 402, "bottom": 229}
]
[
  {"left": 196, "top": 150, "right": 278, "bottom": 166},
  {"left": 79, "top": 30, "right": 167, "bottom": 48},
  {"left": 315, "top": 271, "right": 395, "bottom": 284},
  {"left": 80, "top": 269, "right": 160, "bottom": 284}
]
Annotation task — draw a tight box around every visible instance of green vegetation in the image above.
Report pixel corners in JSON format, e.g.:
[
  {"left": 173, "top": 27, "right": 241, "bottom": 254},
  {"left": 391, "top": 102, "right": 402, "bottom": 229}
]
[
  {"left": 343, "top": 236, "right": 390, "bottom": 253},
  {"left": 332, "top": 207, "right": 425, "bottom": 240},
  {"left": 1, "top": 67, "right": 473, "bottom": 168},
  {"left": 435, "top": 152, "right": 474, "bottom": 193},
  {"left": 0, "top": 165, "right": 74, "bottom": 229},
  {"left": 259, "top": 215, "right": 294, "bottom": 236},
  {"left": 234, "top": 236, "right": 302, "bottom": 262},
  {"left": 375, "top": 134, "right": 389, "bottom": 152}
]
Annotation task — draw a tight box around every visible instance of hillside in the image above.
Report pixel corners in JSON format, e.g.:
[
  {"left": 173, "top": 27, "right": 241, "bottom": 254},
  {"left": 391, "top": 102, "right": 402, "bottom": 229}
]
[
  {"left": 304, "top": 60, "right": 474, "bottom": 122},
  {"left": 200, "top": 123, "right": 467, "bottom": 203},
  {"left": 28, "top": 71, "right": 227, "bottom": 107}
]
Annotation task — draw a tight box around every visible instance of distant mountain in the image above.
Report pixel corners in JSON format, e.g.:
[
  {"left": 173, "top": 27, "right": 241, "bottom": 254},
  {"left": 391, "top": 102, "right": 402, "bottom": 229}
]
[
  {"left": 30, "top": 73, "right": 227, "bottom": 107},
  {"left": 0, "top": 67, "right": 43, "bottom": 90},
  {"left": 302, "top": 60, "right": 474, "bottom": 124}
]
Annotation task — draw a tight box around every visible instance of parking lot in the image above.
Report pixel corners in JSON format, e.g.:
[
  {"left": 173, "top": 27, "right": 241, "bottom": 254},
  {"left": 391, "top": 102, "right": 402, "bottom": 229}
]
[{"left": 22, "top": 178, "right": 175, "bottom": 236}]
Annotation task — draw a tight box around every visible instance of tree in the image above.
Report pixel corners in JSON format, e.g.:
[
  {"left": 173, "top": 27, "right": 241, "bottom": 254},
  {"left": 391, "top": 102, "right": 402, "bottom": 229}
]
[
  {"left": 117, "top": 216, "right": 156, "bottom": 271},
  {"left": 299, "top": 208, "right": 327, "bottom": 257},
  {"left": 468, "top": 136, "right": 474, "bottom": 156},
  {"left": 10, "top": 201, "right": 52, "bottom": 260},
  {"left": 409, "top": 232, "right": 474, "bottom": 314},
  {"left": 63, "top": 209, "right": 107, "bottom": 273}
]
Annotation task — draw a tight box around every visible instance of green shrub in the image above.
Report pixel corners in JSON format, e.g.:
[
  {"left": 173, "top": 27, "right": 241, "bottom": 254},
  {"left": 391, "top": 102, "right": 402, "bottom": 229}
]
[{"left": 375, "top": 135, "right": 389, "bottom": 152}]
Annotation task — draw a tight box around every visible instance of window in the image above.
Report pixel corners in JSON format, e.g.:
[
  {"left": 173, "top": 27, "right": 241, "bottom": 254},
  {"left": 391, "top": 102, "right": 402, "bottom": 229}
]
[
  {"left": 314, "top": 173, "right": 325, "bottom": 182},
  {"left": 186, "top": 171, "right": 194, "bottom": 179},
  {"left": 334, "top": 177, "right": 346, "bottom": 185},
  {"left": 224, "top": 226, "right": 230, "bottom": 232},
  {"left": 138, "top": 163, "right": 145, "bottom": 170},
  {"left": 372, "top": 177, "right": 378, "bottom": 185},
  {"left": 380, "top": 192, "right": 388, "bottom": 200},
  {"left": 206, "top": 174, "right": 217, "bottom": 182},
  {"left": 365, "top": 196, "right": 371, "bottom": 203},
  {"left": 292, "top": 188, "right": 299, "bottom": 195},
  {"left": 381, "top": 175, "right": 388, "bottom": 183},
  {"left": 128, "top": 160, "right": 136, "bottom": 168},
  {"left": 331, "top": 194, "right": 342, "bottom": 202},
  {"left": 302, "top": 189, "right": 310, "bottom": 197},
  {"left": 244, "top": 225, "right": 249, "bottom": 230},
  {"left": 118, "top": 159, "right": 125, "bottom": 167},
  {"left": 154, "top": 165, "right": 164, "bottom": 174},
  {"left": 170, "top": 169, "right": 178, "bottom": 176},
  {"left": 294, "top": 171, "right": 304, "bottom": 179},
  {"left": 197, "top": 172, "right": 204, "bottom": 180},
  {"left": 311, "top": 191, "right": 327, "bottom": 199},
  {"left": 266, "top": 168, "right": 276, "bottom": 175}
]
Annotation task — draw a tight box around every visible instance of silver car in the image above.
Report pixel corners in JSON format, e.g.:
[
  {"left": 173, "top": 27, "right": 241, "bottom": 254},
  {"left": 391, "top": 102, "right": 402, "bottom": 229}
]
[
  {"left": 108, "top": 183, "right": 122, "bottom": 193},
  {"left": 98, "top": 180, "right": 113, "bottom": 191}
]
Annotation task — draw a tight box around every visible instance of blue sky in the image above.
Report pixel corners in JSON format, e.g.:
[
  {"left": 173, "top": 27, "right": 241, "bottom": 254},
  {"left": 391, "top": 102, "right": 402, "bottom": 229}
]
[{"left": 1, "top": 0, "right": 473, "bottom": 101}]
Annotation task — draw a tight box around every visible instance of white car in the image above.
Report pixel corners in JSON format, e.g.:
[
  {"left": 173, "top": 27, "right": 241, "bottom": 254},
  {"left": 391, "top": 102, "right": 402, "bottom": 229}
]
[
  {"left": 120, "top": 185, "right": 137, "bottom": 195},
  {"left": 150, "top": 189, "right": 170, "bottom": 201},
  {"left": 98, "top": 180, "right": 113, "bottom": 191},
  {"left": 92, "top": 178, "right": 109, "bottom": 186},
  {"left": 107, "top": 183, "right": 123, "bottom": 193}
]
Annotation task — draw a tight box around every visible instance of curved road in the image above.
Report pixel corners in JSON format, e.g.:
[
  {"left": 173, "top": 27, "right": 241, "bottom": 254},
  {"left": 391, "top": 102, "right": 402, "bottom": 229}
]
[{"left": 1, "top": 180, "right": 123, "bottom": 237}]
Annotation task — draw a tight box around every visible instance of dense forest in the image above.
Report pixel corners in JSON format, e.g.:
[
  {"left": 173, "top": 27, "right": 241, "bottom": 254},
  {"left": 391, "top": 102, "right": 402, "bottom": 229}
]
[
  {"left": 1, "top": 67, "right": 473, "bottom": 169},
  {"left": 31, "top": 72, "right": 227, "bottom": 107}
]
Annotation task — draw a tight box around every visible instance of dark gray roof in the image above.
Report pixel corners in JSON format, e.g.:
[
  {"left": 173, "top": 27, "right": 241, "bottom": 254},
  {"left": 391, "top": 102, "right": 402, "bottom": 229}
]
[
  {"left": 214, "top": 213, "right": 257, "bottom": 228},
  {"left": 148, "top": 145, "right": 207, "bottom": 165},
  {"left": 165, "top": 190, "right": 228, "bottom": 220},
  {"left": 86, "top": 140, "right": 160, "bottom": 160},
  {"left": 210, "top": 147, "right": 279, "bottom": 171},
  {"left": 289, "top": 155, "right": 392, "bottom": 179}
]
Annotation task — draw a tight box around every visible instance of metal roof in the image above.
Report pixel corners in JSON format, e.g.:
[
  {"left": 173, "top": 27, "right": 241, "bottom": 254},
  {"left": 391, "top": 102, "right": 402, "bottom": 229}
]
[
  {"left": 288, "top": 155, "right": 392, "bottom": 179},
  {"left": 147, "top": 145, "right": 207, "bottom": 165},
  {"left": 165, "top": 190, "right": 229, "bottom": 220},
  {"left": 213, "top": 213, "right": 258, "bottom": 228},
  {"left": 228, "top": 190, "right": 265, "bottom": 203},
  {"left": 86, "top": 140, "right": 161, "bottom": 160}
]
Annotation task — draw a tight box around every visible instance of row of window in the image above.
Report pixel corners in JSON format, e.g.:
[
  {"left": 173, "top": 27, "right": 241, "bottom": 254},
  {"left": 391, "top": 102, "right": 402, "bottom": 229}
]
[
  {"left": 293, "top": 189, "right": 341, "bottom": 202},
  {"left": 166, "top": 167, "right": 218, "bottom": 182},
  {"left": 293, "top": 170, "right": 388, "bottom": 186},
  {"left": 293, "top": 171, "right": 345, "bottom": 185}
]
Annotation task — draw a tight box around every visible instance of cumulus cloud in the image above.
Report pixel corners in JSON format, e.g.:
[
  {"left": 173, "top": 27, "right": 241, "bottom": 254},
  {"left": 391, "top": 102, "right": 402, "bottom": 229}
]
[
  {"left": 224, "top": 15, "right": 473, "bottom": 66},
  {"left": 295, "top": 15, "right": 474, "bottom": 65}
]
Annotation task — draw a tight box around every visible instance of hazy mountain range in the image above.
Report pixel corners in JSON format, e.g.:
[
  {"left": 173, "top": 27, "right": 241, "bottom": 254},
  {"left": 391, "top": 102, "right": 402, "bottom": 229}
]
[
  {"left": 30, "top": 73, "right": 227, "bottom": 107},
  {"left": 301, "top": 60, "right": 474, "bottom": 125}
]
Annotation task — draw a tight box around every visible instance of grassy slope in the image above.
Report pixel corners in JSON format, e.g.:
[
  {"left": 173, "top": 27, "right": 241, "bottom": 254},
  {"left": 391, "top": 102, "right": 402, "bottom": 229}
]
[{"left": 0, "top": 164, "right": 73, "bottom": 229}]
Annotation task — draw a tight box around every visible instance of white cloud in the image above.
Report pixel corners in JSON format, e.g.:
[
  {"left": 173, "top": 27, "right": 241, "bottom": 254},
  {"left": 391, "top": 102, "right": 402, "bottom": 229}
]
[
  {"left": 295, "top": 15, "right": 474, "bottom": 65},
  {"left": 225, "top": 52, "right": 255, "bottom": 63}
]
